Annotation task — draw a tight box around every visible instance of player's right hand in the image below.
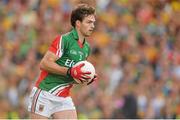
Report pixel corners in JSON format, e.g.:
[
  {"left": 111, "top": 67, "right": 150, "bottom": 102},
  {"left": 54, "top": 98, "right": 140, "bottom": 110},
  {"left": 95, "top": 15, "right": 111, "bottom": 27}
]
[
  {"left": 67, "top": 63, "right": 91, "bottom": 82},
  {"left": 87, "top": 74, "right": 97, "bottom": 85}
]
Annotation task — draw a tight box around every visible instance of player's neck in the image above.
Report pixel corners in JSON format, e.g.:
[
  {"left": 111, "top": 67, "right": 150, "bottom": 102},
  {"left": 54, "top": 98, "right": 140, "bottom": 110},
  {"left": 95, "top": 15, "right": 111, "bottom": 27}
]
[{"left": 77, "top": 30, "right": 85, "bottom": 44}]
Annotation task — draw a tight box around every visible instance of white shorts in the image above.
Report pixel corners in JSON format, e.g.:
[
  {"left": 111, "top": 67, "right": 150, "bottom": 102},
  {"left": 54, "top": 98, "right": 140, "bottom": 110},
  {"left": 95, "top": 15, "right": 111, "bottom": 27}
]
[{"left": 28, "top": 87, "right": 76, "bottom": 118}]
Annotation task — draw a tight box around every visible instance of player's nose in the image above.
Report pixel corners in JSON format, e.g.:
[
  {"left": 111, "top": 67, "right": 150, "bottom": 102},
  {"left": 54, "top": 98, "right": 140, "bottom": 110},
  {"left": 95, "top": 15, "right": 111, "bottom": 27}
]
[{"left": 91, "top": 24, "right": 95, "bottom": 30}]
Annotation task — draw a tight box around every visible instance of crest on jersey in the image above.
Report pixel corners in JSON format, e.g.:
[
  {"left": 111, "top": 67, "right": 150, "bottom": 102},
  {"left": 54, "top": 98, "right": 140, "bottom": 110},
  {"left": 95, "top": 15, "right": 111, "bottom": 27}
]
[{"left": 70, "top": 50, "right": 77, "bottom": 55}]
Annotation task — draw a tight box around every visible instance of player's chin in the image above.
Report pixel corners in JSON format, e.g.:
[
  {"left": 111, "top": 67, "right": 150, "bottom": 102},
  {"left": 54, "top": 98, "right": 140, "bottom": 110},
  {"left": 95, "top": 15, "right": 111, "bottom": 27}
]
[{"left": 85, "top": 33, "right": 92, "bottom": 37}]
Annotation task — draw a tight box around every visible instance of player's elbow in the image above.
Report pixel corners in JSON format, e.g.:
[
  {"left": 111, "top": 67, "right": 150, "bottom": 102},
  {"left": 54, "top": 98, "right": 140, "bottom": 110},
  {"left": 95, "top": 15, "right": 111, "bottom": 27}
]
[{"left": 39, "top": 59, "right": 46, "bottom": 70}]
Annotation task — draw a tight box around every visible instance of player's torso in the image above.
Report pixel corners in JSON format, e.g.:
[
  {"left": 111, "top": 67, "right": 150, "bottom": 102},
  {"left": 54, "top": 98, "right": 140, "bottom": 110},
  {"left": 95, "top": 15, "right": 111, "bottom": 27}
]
[
  {"left": 57, "top": 37, "right": 90, "bottom": 68},
  {"left": 36, "top": 29, "right": 90, "bottom": 96}
]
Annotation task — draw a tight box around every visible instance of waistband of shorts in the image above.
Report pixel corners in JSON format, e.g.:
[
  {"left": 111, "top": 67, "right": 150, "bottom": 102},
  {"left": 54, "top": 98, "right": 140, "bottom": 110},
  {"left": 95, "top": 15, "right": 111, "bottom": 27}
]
[{"left": 34, "top": 85, "right": 72, "bottom": 98}]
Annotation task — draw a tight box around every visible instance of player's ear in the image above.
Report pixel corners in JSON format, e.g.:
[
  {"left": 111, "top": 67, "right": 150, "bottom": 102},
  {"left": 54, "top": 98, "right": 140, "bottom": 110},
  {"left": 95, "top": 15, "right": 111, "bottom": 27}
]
[{"left": 76, "top": 20, "right": 81, "bottom": 28}]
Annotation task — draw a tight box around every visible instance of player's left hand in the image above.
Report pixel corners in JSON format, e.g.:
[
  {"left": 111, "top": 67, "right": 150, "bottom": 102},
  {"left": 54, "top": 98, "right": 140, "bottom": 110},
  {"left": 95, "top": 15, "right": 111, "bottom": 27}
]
[{"left": 87, "top": 74, "right": 97, "bottom": 85}]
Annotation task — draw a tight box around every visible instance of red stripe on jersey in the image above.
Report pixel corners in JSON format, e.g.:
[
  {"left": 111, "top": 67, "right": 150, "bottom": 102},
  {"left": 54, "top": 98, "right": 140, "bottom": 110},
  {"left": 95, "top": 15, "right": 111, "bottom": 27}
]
[
  {"left": 57, "top": 84, "right": 73, "bottom": 97},
  {"left": 35, "top": 35, "right": 62, "bottom": 87},
  {"left": 78, "top": 40, "right": 83, "bottom": 48},
  {"left": 35, "top": 70, "right": 49, "bottom": 88},
  {"left": 48, "top": 35, "right": 61, "bottom": 54}
]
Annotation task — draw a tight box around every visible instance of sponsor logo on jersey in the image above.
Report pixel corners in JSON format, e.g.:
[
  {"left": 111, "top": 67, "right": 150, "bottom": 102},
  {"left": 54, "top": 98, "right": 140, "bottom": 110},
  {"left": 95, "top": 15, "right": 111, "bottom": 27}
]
[{"left": 65, "top": 59, "right": 76, "bottom": 67}]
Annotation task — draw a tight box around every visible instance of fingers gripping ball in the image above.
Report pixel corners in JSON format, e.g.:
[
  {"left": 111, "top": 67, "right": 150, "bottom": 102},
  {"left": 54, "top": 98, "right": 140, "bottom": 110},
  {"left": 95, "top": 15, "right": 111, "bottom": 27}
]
[{"left": 72, "top": 61, "right": 95, "bottom": 84}]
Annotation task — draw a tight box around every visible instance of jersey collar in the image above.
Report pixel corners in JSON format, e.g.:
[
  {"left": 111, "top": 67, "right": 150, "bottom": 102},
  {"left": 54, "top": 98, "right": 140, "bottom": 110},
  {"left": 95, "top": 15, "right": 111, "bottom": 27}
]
[
  {"left": 72, "top": 28, "right": 79, "bottom": 40},
  {"left": 71, "top": 27, "right": 86, "bottom": 45}
]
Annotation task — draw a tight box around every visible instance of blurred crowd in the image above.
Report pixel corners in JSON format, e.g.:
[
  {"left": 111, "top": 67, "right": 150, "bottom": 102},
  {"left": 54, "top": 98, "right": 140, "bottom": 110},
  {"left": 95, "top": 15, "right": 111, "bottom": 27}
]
[{"left": 0, "top": 0, "right": 180, "bottom": 119}]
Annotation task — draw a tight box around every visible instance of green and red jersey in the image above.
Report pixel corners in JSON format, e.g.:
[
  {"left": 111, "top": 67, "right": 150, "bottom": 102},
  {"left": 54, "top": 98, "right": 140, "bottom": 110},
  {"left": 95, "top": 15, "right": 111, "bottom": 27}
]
[{"left": 35, "top": 28, "right": 91, "bottom": 97}]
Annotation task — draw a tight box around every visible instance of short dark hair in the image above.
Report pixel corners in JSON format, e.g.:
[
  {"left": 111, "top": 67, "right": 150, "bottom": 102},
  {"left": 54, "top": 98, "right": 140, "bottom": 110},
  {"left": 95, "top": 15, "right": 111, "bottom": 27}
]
[{"left": 71, "top": 4, "right": 95, "bottom": 27}]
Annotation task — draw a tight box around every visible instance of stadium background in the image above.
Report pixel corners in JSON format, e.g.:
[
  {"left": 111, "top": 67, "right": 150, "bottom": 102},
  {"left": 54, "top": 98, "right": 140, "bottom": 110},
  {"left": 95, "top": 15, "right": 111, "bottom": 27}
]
[{"left": 0, "top": 0, "right": 180, "bottom": 119}]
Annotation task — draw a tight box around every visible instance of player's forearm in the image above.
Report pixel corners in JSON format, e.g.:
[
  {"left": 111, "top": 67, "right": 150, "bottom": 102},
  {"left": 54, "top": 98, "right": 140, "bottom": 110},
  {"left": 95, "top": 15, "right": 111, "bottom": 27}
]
[{"left": 40, "top": 60, "right": 68, "bottom": 75}]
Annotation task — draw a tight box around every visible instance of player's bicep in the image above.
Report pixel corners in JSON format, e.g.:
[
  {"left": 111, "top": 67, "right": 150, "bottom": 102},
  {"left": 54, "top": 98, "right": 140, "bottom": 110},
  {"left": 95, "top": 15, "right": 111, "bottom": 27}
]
[
  {"left": 42, "top": 51, "right": 58, "bottom": 62},
  {"left": 40, "top": 51, "right": 58, "bottom": 70}
]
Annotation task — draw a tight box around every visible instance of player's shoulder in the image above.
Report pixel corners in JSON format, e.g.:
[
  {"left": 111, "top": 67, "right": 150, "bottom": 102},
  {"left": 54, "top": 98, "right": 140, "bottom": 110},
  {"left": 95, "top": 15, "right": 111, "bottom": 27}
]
[
  {"left": 61, "top": 31, "right": 76, "bottom": 44},
  {"left": 62, "top": 31, "right": 72, "bottom": 39},
  {"left": 50, "top": 34, "right": 61, "bottom": 44}
]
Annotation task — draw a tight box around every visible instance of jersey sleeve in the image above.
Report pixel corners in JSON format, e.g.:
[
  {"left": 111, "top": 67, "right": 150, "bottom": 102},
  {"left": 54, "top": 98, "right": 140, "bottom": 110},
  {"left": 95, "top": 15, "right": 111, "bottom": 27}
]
[{"left": 48, "top": 35, "right": 64, "bottom": 58}]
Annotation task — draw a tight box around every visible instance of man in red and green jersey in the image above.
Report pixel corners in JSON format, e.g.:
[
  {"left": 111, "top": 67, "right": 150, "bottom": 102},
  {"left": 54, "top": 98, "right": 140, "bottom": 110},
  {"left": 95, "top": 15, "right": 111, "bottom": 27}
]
[
  {"left": 35, "top": 28, "right": 91, "bottom": 97},
  {"left": 28, "top": 4, "right": 97, "bottom": 119}
]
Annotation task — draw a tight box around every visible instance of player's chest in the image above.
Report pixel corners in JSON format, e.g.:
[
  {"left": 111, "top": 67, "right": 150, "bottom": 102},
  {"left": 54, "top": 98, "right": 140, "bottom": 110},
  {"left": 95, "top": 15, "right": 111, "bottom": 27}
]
[
  {"left": 56, "top": 42, "right": 89, "bottom": 67},
  {"left": 66, "top": 46, "right": 89, "bottom": 61}
]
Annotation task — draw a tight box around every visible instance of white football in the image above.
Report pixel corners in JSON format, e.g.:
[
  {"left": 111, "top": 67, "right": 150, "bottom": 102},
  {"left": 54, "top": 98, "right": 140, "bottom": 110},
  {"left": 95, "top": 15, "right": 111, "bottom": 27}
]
[{"left": 73, "top": 60, "right": 95, "bottom": 84}]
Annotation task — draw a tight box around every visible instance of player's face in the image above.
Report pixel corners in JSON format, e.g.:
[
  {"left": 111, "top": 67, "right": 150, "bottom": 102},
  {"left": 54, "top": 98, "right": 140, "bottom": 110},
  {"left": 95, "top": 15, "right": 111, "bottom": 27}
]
[{"left": 79, "top": 15, "right": 95, "bottom": 37}]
